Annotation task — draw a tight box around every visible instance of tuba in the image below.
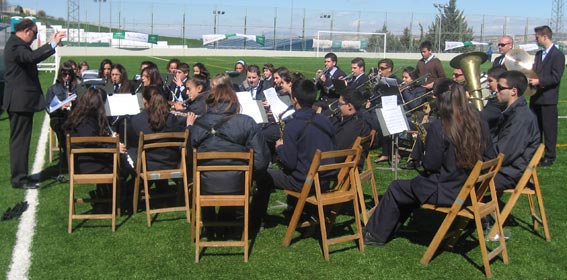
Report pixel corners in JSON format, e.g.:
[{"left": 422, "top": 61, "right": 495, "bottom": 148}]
[{"left": 450, "top": 52, "right": 488, "bottom": 111}]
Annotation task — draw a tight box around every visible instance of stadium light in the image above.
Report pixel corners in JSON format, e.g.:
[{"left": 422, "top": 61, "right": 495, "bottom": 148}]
[
  {"left": 213, "top": 9, "right": 226, "bottom": 49},
  {"left": 320, "top": 13, "right": 334, "bottom": 40}
]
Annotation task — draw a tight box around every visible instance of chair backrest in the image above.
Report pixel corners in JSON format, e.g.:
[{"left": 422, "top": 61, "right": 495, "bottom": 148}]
[
  {"left": 193, "top": 149, "right": 254, "bottom": 196},
  {"left": 521, "top": 144, "right": 545, "bottom": 181},
  {"left": 137, "top": 130, "right": 189, "bottom": 177},
  {"left": 66, "top": 135, "right": 121, "bottom": 175},
  {"left": 302, "top": 148, "right": 362, "bottom": 197},
  {"left": 452, "top": 153, "right": 504, "bottom": 208},
  {"left": 352, "top": 129, "right": 376, "bottom": 170}
]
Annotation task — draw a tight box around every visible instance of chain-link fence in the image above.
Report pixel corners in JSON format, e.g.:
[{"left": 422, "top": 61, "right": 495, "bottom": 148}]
[{"left": 68, "top": 2, "right": 561, "bottom": 52}]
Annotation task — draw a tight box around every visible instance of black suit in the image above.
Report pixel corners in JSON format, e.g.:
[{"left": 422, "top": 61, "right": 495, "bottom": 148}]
[
  {"left": 492, "top": 54, "right": 507, "bottom": 68},
  {"left": 317, "top": 66, "right": 346, "bottom": 100},
  {"left": 530, "top": 44, "right": 565, "bottom": 160},
  {"left": 3, "top": 34, "right": 56, "bottom": 185},
  {"left": 348, "top": 73, "right": 369, "bottom": 97}
]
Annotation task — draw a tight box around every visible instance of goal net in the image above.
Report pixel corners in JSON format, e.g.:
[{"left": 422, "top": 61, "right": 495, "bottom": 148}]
[{"left": 315, "top": 31, "right": 387, "bottom": 58}]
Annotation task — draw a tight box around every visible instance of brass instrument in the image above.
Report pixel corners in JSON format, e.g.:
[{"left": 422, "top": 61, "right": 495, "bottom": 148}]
[
  {"left": 398, "top": 73, "right": 431, "bottom": 93},
  {"left": 412, "top": 120, "right": 427, "bottom": 144},
  {"left": 406, "top": 98, "right": 436, "bottom": 114},
  {"left": 504, "top": 49, "right": 538, "bottom": 96},
  {"left": 450, "top": 52, "right": 489, "bottom": 111},
  {"left": 277, "top": 105, "right": 295, "bottom": 138}
]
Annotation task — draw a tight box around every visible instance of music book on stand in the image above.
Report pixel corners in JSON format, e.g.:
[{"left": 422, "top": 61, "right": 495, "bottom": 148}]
[
  {"left": 374, "top": 105, "right": 409, "bottom": 137},
  {"left": 104, "top": 93, "right": 142, "bottom": 116},
  {"left": 235, "top": 91, "right": 269, "bottom": 123}
]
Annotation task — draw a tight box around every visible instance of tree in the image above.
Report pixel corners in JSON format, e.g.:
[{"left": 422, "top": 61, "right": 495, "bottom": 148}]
[
  {"left": 368, "top": 23, "right": 402, "bottom": 53},
  {"left": 426, "top": 0, "right": 474, "bottom": 52},
  {"left": 37, "top": 10, "right": 46, "bottom": 18}
]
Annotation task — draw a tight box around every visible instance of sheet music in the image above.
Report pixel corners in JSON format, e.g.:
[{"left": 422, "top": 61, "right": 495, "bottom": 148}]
[
  {"left": 381, "top": 95, "right": 398, "bottom": 109},
  {"left": 47, "top": 94, "right": 77, "bottom": 113},
  {"left": 375, "top": 105, "right": 409, "bottom": 136},
  {"left": 105, "top": 94, "right": 141, "bottom": 116},
  {"left": 263, "top": 88, "right": 291, "bottom": 122},
  {"left": 236, "top": 91, "right": 267, "bottom": 123}
]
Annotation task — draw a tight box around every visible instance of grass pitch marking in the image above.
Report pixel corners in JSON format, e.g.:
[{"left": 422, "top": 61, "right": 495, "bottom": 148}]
[{"left": 6, "top": 115, "right": 50, "bottom": 280}]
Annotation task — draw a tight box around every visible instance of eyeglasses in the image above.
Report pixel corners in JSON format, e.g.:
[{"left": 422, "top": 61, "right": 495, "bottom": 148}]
[
  {"left": 497, "top": 84, "right": 513, "bottom": 91},
  {"left": 497, "top": 43, "right": 510, "bottom": 47},
  {"left": 452, "top": 73, "right": 464, "bottom": 77},
  {"left": 378, "top": 66, "right": 390, "bottom": 71}
]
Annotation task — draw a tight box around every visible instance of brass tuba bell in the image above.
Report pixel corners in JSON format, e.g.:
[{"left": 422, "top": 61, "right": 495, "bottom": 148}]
[{"left": 450, "top": 52, "right": 489, "bottom": 111}]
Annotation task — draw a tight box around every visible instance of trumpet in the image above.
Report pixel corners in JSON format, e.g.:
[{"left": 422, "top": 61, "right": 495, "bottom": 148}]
[
  {"left": 342, "top": 72, "right": 355, "bottom": 83},
  {"left": 401, "top": 89, "right": 435, "bottom": 108},
  {"left": 313, "top": 68, "right": 330, "bottom": 83}
]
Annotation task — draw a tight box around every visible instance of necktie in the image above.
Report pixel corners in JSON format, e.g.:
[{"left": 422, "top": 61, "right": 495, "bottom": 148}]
[
  {"left": 250, "top": 87, "right": 256, "bottom": 99},
  {"left": 113, "top": 84, "right": 119, "bottom": 93},
  {"left": 175, "top": 86, "right": 181, "bottom": 100},
  {"left": 542, "top": 50, "right": 548, "bottom": 61}
]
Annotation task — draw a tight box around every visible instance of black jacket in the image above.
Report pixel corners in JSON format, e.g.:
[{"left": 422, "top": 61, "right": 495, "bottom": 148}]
[
  {"left": 531, "top": 45, "right": 565, "bottom": 105},
  {"left": 190, "top": 103, "right": 270, "bottom": 194},
  {"left": 494, "top": 97, "right": 540, "bottom": 188},
  {"left": 3, "top": 34, "right": 56, "bottom": 112}
]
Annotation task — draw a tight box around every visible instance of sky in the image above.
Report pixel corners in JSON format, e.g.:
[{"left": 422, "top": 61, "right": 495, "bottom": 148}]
[{"left": 7, "top": 0, "right": 557, "bottom": 38}]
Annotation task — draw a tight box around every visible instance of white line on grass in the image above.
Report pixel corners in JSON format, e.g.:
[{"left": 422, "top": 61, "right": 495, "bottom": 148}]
[
  {"left": 559, "top": 116, "right": 567, "bottom": 119},
  {"left": 147, "top": 56, "right": 169, "bottom": 61},
  {"left": 6, "top": 116, "right": 50, "bottom": 280}
]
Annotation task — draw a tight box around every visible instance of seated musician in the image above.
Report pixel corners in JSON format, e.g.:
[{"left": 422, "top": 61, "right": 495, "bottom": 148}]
[
  {"left": 316, "top": 52, "right": 346, "bottom": 102},
  {"left": 252, "top": 79, "right": 336, "bottom": 229},
  {"left": 373, "top": 59, "right": 402, "bottom": 163},
  {"left": 400, "top": 66, "right": 427, "bottom": 113},
  {"left": 186, "top": 83, "right": 269, "bottom": 234},
  {"left": 168, "top": 62, "right": 190, "bottom": 104},
  {"left": 126, "top": 86, "right": 186, "bottom": 174},
  {"left": 347, "top": 57, "right": 369, "bottom": 92},
  {"left": 47, "top": 62, "right": 79, "bottom": 168},
  {"left": 364, "top": 82, "right": 496, "bottom": 246},
  {"left": 480, "top": 66, "right": 507, "bottom": 139},
  {"left": 180, "top": 74, "right": 210, "bottom": 116},
  {"left": 492, "top": 70, "right": 540, "bottom": 191},
  {"left": 110, "top": 64, "right": 132, "bottom": 94},
  {"left": 64, "top": 87, "right": 119, "bottom": 174},
  {"left": 332, "top": 87, "right": 371, "bottom": 170}
]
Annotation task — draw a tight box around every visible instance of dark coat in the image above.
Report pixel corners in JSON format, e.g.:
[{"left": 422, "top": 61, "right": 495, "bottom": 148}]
[
  {"left": 531, "top": 45, "right": 565, "bottom": 105},
  {"left": 332, "top": 112, "right": 371, "bottom": 170},
  {"left": 317, "top": 66, "right": 347, "bottom": 100},
  {"left": 127, "top": 111, "right": 187, "bottom": 171},
  {"left": 494, "top": 97, "right": 540, "bottom": 189},
  {"left": 190, "top": 103, "right": 270, "bottom": 194},
  {"left": 3, "top": 34, "right": 55, "bottom": 112},
  {"left": 66, "top": 116, "right": 113, "bottom": 174}
]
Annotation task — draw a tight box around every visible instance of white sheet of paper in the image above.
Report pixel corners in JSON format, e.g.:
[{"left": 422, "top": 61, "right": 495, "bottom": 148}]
[
  {"left": 380, "top": 105, "right": 409, "bottom": 134},
  {"left": 263, "top": 88, "right": 291, "bottom": 122},
  {"left": 381, "top": 95, "right": 398, "bottom": 109},
  {"left": 47, "top": 93, "right": 77, "bottom": 113},
  {"left": 236, "top": 91, "right": 266, "bottom": 123},
  {"left": 106, "top": 94, "right": 141, "bottom": 116}
]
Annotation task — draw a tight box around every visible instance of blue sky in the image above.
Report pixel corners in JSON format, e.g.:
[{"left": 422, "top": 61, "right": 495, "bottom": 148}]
[{"left": 9, "top": 0, "right": 555, "bottom": 38}]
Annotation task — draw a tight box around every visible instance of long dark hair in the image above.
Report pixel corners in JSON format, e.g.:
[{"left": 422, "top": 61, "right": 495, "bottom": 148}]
[
  {"left": 56, "top": 62, "right": 77, "bottom": 89},
  {"left": 437, "top": 82, "right": 487, "bottom": 169},
  {"left": 111, "top": 63, "right": 132, "bottom": 93},
  {"left": 142, "top": 86, "right": 169, "bottom": 131},
  {"left": 64, "top": 87, "right": 109, "bottom": 136},
  {"left": 205, "top": 83, "right": 240, "bottom": 114}
]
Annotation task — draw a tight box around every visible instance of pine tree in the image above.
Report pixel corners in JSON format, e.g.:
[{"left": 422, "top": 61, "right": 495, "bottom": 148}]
[{"left": 426, "top": 0, "right": 474, "bottom": 52}]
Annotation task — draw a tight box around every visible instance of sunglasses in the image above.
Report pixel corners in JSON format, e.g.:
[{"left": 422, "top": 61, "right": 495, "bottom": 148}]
[
  {"left": 498, "top": 43, "right": 509, "bottom": 47},
  {"left": 497, "top": 84, "right": 513, "bottom": 91},
  {"left": 452, "top": 73, "right": 464, "bottom": 77},
  {"left": 378, "top": 66, "right": 390, "bottom": 71}
]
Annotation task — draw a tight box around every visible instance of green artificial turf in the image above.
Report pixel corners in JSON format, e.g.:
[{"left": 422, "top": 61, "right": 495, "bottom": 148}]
[{"left": 1, "top": 55, "right": 566, "bottom": 279}]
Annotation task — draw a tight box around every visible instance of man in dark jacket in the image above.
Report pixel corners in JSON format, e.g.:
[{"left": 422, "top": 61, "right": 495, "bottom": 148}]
[
  {"left": 3, "top": 19, "right": 65, "bottom": 189},
  {"left": 252, "top": 79, "right": 336, "bottom": 228},
  {"left": 493, "top": 71, "right": 540, "bottom": 190}
]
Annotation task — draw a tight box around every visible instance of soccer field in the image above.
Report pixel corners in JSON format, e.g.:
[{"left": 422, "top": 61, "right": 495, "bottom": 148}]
[{"left": 1, "top": 55, "right": 567, "bottom": 279}]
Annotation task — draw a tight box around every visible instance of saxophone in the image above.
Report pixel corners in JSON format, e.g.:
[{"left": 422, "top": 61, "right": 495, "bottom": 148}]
[{"left": 412, "top": 120, "right": 427, "bottom": 144}]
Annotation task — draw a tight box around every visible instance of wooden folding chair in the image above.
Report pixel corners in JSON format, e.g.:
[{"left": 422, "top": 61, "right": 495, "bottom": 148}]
[
  {"left": 421, "top": 154, "right": 507, "bottom": 278},
  {"left": 67, "top": 135, "right": 120, "bottom": 233},
  {"left": 193, "top": 149, "right": 254, "bottom": 263},
  {"left": 352, "top": 130, "right": 378, "bottom": 225},
  {"left": 487, "top": 144, "right": 550, "bottom": 241},
  {"left": 132, "top": 130, "right": 191, "bottom": 227},
  {"left": 282, "top": 148, "right": 365, "bottom": 261}
]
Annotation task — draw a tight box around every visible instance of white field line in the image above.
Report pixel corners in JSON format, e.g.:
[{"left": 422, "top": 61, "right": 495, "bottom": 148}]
[
  {"left": 558, "top": 116, "right": 567, "bottom": 119},
  {"left": 147, "top": 56, "right": 169, "bottom": 61},
  {"left": 6, "top": 115, "right": 50, "bottom": 280}
]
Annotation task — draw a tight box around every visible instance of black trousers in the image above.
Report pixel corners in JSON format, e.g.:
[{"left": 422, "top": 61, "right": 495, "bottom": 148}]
[
  {"left": 530, "top": 103, "right": 558, "bottom": 160},
  {"left": 8, "top": 111, "right": 35, "bottom": 185}
]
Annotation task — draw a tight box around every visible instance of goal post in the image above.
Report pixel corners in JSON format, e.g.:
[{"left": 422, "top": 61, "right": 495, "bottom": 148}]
[{"left": 315, "top": 31, "right": 387, "bottom": 58}]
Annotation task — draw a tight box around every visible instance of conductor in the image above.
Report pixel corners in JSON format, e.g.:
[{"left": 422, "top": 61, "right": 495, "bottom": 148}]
[{"left": 3, "top": 18, "right": 65, "bottom": 189}]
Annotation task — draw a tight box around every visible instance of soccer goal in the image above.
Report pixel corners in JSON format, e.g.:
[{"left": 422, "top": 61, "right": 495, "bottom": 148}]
[{"left": 315, "top": 31, "right": 387, "bottom": 58}]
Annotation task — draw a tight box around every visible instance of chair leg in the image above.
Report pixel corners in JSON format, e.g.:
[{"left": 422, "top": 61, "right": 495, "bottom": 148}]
[
  {"left": 112, "top": 180, "right": 117, "bottom": 232},
  {"left": 420, "top": 211, "right": 459, "bottom": 264},
  {"left": 533, "top": 176, "right": 551, "bottom": 241},
  {"left": 68, "top": 182, "right": 75, "bottom": 234},
  {"left": 243, "top": 200, "right": 249, "bottom": 263},
  {"left": 132, "top": 175, "right": 140, "bottom": 214},
  {"left": 195, "top": 199, "right": 201, "bottom": 263},
  {"left": 317, "top": 202, "right": 330, "bottom": 261},
  {"left": 184, "top": 180, "right": 191, "bottom": 224},
  {"left": 487, "top": 185, "right": 524, "bottom": 240},
  {"left": 474, "top": 215, "right": 493, "bottom": 278},
  {"left": 144, "top": 178, "right": 152, "bottom": 227},
  {"left": 282, "top": 196, "right": 307, "bottom": 247},
  {"left": 352, "top": 196, "right": 365, "bottom": 253},
  {"left": 356, "top": 176, "right": 369, "bottom": 225},
  {"left": 370, "top": 172, "right": 379, "bottom": 206}
]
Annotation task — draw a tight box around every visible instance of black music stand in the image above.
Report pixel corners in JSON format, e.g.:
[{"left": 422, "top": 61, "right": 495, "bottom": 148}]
[{"left": 374, "top": 104, "right": 410, "bottom": 180}]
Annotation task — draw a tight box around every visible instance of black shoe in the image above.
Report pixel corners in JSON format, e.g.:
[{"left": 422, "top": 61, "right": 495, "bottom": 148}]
[
  {"left": 539, "top": 158, "right": 554, "bottom": 167},
  {"left": 12, "top": 180, "right": 40, "bottom": 189},
  {"left": 363, "top": 231, "right": 386, "bottom": 247},
  {"left": 400, "top": 161, "right": 418, "bottom": 170}
]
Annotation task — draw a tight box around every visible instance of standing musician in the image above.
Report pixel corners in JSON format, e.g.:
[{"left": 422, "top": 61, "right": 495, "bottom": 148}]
[
  {"left": 493, "top": 36, "right": 514, "bottom": 68},
  {"left": 316, "top": 52, "right": 346, "bottom": 101},
  {"left": 364, "top": 82, "right": 496, "bottom": 247},
  {"left": 416, "top": 40, "right": 446, "bottom": 90},
  {"left": 347, "top": 57, "right": 369, "bottom": 94},
  {"left": 528, "top": 25, "right": 565, "bottom": 167}
]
